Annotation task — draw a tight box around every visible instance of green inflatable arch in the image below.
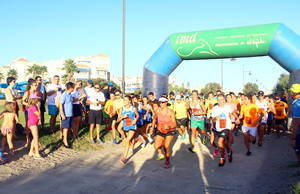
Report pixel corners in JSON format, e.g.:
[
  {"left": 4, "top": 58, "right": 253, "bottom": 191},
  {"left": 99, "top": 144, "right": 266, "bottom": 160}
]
[{"left": 142, "top": 23, "right": 300, "bottom": 97}]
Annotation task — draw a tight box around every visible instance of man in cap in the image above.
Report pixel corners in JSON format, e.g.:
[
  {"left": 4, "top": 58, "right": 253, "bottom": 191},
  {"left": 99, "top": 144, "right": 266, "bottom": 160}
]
[
  {"left": 256, "top": 91, "right": 268, "bottom": 146},
  {"left": 289, "top": 84, "right": 300, "bottom": 163}
]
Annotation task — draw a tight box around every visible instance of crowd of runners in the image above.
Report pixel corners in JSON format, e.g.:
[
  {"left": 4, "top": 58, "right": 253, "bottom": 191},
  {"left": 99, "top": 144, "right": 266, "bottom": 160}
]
[{"left": 1, "top": 75, "right": 300, "bottom": 168}]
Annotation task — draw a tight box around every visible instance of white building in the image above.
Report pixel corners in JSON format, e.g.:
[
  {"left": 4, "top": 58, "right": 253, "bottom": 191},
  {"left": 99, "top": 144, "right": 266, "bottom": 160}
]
[
  {"left": 112, "top": 76, "right": 182, "bottom": 93},
  {"left": 0, "top": 54, "right": 110, "bottom": 82}
]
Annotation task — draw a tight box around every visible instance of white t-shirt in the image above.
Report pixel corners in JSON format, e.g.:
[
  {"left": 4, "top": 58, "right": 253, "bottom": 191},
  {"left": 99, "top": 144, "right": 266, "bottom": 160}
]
[
  {"left": 212, "top": 105, "right": 232, "bottom": 132},
  {"left": 71, "top": 91, "right": 80, "bottom": 105},
  {"left": 84, "top": 86, "right": 94, "bottom": 99},
  {"left": 46, "top": 84, "right": 62, "bottom": 105},
  {"left": 89, "top": 91, "right": 105, "bottom": 110},
  {"left": 256, "top": 100, "right": 268, "bottom": 123},
  {"left": 256, "top": 100, "right": 268, "bottom": 111}
]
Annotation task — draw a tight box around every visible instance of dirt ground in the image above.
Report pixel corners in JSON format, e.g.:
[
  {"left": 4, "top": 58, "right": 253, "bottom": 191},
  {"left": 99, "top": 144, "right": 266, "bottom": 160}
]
[{"left": 0, "top": 133, "right": 299, "bottom": 194}]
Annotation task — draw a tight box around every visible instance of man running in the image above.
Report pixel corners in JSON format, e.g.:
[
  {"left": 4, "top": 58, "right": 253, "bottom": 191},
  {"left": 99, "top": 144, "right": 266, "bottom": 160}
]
[
  {"left": 174, "top": 95, "right": 189, "bottom": 140},
  {"left": 212, "top": 94, "right": 233, "bottom": 166},
  {"left": 188, "top": 90, "right": 206, "bottom": 153},
  {"left": 238, "top": 94, "right": 262, "bottom": 156},
  {"left": 256, "top": 91, "right": 268, "bottom": 146},
  {"left": 274, "top": 94, "right": 288, "bottom": 137}
]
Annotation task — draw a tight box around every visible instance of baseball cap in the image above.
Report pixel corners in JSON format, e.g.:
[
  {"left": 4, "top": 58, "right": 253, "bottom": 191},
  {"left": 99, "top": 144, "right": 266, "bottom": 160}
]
[
  {"left": 258, "top": 91, "right": 264, "bottom": 96},
  {"left": 290, "top": 84, "right": 300, "bottom": 94},
  {"left": 87, "top": 80, "right": 93, "bottom": 84},
  {"left": 158, "top": 97, "right": 168, "bottom": 103},
  {"left": 175, "top": 95, "right": 182, "bottom": 100},
  {"left": 107, "top": 82, "right": 113, "bottom": 86}
]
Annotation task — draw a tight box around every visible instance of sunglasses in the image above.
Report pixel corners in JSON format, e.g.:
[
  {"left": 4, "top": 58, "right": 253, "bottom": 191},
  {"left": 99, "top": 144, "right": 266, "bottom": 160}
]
[{"left": 95, "top": 87, "right": 100, "bottom": 89}]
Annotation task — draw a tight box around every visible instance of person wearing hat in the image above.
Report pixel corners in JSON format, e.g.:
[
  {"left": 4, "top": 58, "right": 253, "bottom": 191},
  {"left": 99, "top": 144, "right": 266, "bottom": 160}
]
[
  {"left": 289, "top": 84, "right": 300, "bottom": 163},
  {"left": 256, "top": 91, "right": 268, "bottom": 146},
  {"left": 173, "top": 94, "right": 189, "bottom": 139},
  {"left": 152, "top": 96, "right": 176, "bottom": 169}
]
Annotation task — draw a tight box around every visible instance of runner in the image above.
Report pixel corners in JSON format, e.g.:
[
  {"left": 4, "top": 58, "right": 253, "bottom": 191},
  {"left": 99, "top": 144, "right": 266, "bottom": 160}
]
[
  {"left": 119, "top": 96, "right": 139, "bottom": 164},
  {"left": 113, "top": 90, "right": 125, "bottom": 140},
  {"left": 188, "top": 90, "right": 206, "bottom": 153},
  {"left": 152, "top": 97, "right": 177, "bottom": 169},
  {"left": 225, "top": 94, "right": 238, "bottom": 146},
  {"left": 174, "top": 95, "right": 189, "bottom": 140},
  {"left": 104, "top": 92, "right": 118, "bottom": 144},
  {"left": 274, "top": 94, "right": 288, "bottom": 137},
  {"left": 211, "top": 94, "right": 233, "bottom": 166},
  {"left": 238, "top": 94, "right": 262, "bottom": 155},
  {"left": 256, "top": 91, "right": 268, "bottom": 146}
]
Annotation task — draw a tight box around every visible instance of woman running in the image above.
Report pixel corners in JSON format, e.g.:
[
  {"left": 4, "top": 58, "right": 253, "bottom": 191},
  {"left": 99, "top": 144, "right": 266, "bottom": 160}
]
[
  {"left": 152, "top": 97, "right": 176, "bottom": 169},
  {"left": 119, "top": 96, "right": 139, "bottom": 164}
]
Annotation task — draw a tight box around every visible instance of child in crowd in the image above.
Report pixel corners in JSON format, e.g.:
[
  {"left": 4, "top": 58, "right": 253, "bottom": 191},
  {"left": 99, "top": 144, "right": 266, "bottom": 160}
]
[
  {"left": 27, "top": 95, "right": 42, "bottom": 159},
  {"left": 0, "top": 102, "right": 19, "bottom": 155}
]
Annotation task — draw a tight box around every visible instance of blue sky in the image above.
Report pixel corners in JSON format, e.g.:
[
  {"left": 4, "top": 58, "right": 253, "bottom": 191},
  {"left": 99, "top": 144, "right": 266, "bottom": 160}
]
[{"left": 1, "top": 0, "right": 300, "bottom": 91}]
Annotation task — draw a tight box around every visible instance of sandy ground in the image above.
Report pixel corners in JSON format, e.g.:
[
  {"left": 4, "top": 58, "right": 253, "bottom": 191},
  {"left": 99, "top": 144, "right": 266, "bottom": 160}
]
[{"left": 0, "top": 133, "right": 299, "bottom": 194}]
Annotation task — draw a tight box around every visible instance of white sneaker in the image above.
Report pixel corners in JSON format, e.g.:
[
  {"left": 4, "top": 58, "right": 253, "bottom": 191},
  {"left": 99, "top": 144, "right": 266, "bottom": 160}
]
[{"left": 147, "top": 136, "right": 154, "bottom": 144}]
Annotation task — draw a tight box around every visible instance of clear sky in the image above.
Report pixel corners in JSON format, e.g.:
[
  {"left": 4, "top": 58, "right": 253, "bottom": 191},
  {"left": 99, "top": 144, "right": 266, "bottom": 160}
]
[{"left": 1, "top": 0, "right": 300, "bottom": 91}]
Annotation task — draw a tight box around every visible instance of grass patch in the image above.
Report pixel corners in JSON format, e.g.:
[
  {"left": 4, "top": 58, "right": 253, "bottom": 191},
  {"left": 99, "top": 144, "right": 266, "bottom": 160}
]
[
  {"left": 0, "top": 103, "right": 115, "bottom": 152},
  {"left": 291, "top": 182, "right": 300, "bottom": 194}
]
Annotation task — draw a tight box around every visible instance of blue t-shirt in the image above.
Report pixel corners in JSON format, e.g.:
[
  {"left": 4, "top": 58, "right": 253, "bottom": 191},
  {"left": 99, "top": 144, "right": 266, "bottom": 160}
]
[
  {"left": 292, "top": 98, "right": 300, "bottom": 118},
  {"left": 60, "top": 91, "right": 73, "bottom": 117}
]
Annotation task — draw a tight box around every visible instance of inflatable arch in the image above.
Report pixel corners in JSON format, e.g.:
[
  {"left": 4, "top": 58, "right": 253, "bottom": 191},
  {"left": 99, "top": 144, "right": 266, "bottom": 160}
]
[{"left": 142, "top": 23, "right": 300, "bottom": 97}]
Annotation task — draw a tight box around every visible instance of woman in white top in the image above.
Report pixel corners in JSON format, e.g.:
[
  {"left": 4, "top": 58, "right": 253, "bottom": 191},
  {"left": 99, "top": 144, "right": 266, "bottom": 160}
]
[{"left": 5, "top": 77, "right": 21, "bottom": 116}]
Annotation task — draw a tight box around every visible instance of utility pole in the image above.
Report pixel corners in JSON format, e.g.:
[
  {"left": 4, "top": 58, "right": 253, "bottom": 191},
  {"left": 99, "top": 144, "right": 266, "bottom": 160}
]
[
  {"left": 122, "top": 0, "right": 126, "bottom": 93},
  {"left": 221, "top": 59, "right": 223, "bottom": 91}
]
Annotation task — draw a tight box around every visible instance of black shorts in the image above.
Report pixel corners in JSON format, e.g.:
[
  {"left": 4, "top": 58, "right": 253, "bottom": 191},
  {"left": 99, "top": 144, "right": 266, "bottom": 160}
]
[
  {"left": 40, "top": 100, "right": 46, "bottom": 113},
  {"left": 214, "top": 129, "right": 229, "bottom": 139},
  {"left": 88, "top": 110, "right": 103, "bottom": 125},
  {"left": 110, "top": 114, "right": 118, "bottom": 121},
  {"left": 275, "top": 119, "right": 285, "bottom": 126},
  {"left": 156, "top": 130, "right": 177, "bottom": 137},
  {"left": 176, "top": 118, "right": 188, "bottom": 127},
  {"left": 73, "top": 104, "right": 82, "bottom": 117}
]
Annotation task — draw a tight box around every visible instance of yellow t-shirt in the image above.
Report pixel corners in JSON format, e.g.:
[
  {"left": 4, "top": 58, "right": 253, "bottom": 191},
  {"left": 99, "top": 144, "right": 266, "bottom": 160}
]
[
  {"left": 113, "top": 98, "right": 124, "bottom": 112},
  {"left": 274, "top": 101, "right": 288, "bottom": 119},
  {"left": 205, "top": 98, "right": 217, "bottom": 116},
  {"left": 174, "top": 101, "right": 188, "bottom": 119},
  {"left": 104, "top": 99, "right": 114, "bottom": 115},
  {"left": 240, "top": 103, "right": 262, "bottom": 127}
]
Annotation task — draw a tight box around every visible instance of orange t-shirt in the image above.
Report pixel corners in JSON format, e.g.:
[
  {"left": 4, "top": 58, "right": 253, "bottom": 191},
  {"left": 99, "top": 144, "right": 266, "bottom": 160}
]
[
  {"left": 274, "top": 101, "right": 288, "bottom": 119},
  {"left": 240, "top": 104, "right": 262, "bottom": 127}
]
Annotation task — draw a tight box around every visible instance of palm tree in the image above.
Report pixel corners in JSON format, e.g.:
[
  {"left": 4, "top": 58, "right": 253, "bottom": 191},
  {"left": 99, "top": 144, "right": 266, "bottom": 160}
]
[
  {"left": 0, "top": 72, "right": 4, "bottom": 82},
  {"left": 7, "top": 69, "right": 18, "bottom": 79},
  {"left": 27, "top": 64, "right": 48, "bottom": 78},
  {"left": 62, "top": 59, "right": 77, "bottom": 82}
]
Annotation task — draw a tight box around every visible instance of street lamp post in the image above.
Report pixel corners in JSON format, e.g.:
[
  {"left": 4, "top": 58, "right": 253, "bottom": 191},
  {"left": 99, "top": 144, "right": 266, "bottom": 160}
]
[
  {"left": 122, "top": 0, "right": 126, "bottom": 93},
  {"left": 221, "top": 59, "right": 223, "bottom": 91}
]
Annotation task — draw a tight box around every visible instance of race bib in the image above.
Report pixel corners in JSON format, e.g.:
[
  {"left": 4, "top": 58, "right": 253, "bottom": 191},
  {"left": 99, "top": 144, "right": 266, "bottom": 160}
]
[
  {"left": 219, "top": 118, "right": 226, "bottom": 128},
  {"left": 245, "top": 117, "right": 252, "bottom": 125},
  {"left": 125, "top": 117, "right": 132, "bottom": 126}
]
